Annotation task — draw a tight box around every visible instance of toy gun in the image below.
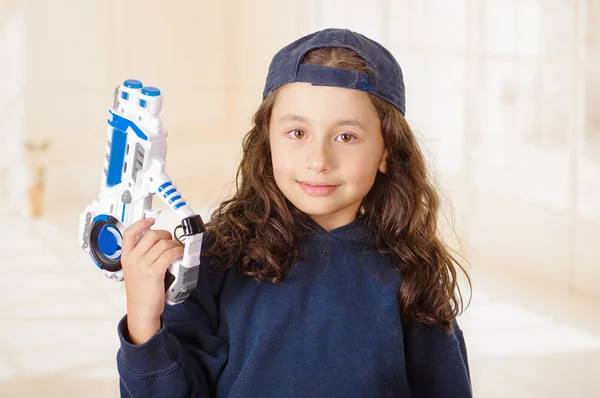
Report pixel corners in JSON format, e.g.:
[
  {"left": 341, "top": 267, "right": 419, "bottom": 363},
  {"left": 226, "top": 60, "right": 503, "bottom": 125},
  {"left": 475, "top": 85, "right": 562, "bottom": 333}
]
[{"left": 78, "top": 79, "right": 205, "bottom": 305}]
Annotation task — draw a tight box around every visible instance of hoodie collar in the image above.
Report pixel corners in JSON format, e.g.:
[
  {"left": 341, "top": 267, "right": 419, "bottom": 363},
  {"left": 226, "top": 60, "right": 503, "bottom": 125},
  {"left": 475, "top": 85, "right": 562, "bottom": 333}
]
[{"left": 302, "top": 215, "right": 374, "bottom": 246}]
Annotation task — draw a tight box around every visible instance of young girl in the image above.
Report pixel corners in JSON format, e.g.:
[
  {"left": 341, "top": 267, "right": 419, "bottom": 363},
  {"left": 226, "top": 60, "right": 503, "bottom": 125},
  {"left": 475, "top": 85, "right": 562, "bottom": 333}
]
[{"left": 116, "top": 28, "right": 472, "bottom": 397}]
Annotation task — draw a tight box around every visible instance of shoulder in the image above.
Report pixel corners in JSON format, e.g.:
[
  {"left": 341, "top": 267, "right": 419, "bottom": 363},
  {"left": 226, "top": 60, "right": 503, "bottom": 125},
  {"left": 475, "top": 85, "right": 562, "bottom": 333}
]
[
  {"left": 403, "top": 318, "right": 468, "bottom": 376},
  {"left": 197, "top": 232, "right": 234, "bottom": 292},
  {"left": 403, "top": 318, "right": 472, "bottom": 396}
]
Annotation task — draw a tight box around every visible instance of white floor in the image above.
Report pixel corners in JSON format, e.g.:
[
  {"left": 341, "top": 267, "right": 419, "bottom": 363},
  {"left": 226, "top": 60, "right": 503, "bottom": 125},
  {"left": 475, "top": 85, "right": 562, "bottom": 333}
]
[{"left": 1, "top": 210, "right": 599, "bottom": 398}]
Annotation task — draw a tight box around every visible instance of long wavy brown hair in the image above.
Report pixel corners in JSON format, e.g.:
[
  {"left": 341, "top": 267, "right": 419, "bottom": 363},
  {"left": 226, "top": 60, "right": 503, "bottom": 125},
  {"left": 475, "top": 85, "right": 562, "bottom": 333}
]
[{"left": 204, "top": 47, "right": 471, "bottom": 331}]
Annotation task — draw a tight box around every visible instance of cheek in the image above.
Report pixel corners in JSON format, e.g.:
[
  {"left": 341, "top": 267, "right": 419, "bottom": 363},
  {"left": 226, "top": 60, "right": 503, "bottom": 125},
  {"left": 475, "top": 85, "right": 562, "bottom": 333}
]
[
  {"left": 270, "top": 141, "right": 295, "bottom": 182},
  {"left": 342, "top": 154, "right": 380, "bottom": 191}
]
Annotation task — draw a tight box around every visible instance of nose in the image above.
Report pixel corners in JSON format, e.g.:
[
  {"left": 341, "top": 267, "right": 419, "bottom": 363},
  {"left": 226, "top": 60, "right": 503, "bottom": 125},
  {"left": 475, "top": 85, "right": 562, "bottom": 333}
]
[{"left": 306, "top": 137, "right": 333, "bottom": 173}]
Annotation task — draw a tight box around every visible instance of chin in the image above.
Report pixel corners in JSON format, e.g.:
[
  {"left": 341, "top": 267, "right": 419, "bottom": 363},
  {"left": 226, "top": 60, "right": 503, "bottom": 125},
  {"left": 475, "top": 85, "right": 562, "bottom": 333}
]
[
  {"left": 284, "top": 194, "right": 323, "bottom": 211},
  {"left": 291, "top": 197, "right": 351, "bottom": 218},
  {"left": 293, "top": 200, "right": 335, "bottom": 216}
]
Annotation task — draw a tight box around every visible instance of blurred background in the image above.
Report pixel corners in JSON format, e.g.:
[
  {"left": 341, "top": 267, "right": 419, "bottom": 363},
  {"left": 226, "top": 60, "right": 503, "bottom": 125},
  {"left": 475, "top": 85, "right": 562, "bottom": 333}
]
[{"left": 1, "top": 0, "right": 599, "bottom": 397}]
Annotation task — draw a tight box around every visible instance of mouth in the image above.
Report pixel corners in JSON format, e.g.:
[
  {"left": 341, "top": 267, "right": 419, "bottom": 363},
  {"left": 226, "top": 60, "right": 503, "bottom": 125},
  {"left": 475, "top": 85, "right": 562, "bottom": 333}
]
[
  {"left": 298, "top": 181, "right": 338, "bottom": 187},
  {"left": 297, "top": 181, "right": 340, "bottom": 196}
]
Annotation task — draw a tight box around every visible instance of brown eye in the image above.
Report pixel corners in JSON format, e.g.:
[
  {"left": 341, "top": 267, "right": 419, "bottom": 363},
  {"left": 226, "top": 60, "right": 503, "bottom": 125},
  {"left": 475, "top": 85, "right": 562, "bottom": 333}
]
[
  {"left": 288, "top": 130, "right": 306, "bottom": 139},
  {"left": 336, "top": 133, "right": 356, "bottom": 143}
]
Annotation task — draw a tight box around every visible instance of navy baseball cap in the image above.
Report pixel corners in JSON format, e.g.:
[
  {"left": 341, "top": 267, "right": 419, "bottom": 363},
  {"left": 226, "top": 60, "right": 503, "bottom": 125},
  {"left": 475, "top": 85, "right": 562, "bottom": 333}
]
[{"left": 262, "top": 28, "right": 406, "bottom": 115}]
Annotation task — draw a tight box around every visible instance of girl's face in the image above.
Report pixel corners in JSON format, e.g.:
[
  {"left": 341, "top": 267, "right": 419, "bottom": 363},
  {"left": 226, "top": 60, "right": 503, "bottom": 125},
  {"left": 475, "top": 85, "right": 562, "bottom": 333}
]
[{"left": 269, "top": 82, "right": 388, "bottom": 232}]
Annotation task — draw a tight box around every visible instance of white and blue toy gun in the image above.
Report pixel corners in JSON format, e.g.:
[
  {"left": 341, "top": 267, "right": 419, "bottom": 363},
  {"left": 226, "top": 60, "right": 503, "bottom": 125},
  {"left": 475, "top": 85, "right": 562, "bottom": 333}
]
[{"left": 78, "top": 79, "right": 205, "bottom": 305}]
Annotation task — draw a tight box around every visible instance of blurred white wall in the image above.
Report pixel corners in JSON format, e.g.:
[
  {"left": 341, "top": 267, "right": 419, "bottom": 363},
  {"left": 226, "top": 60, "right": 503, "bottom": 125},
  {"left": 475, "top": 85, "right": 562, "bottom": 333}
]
[
  {"left": 0, "top": 0, "right": 309, "bottom": 213},
  {"left": 0, "top": 1, "right": 27, "bottom": 213},
  {"left": 1, "top": 0, "right": 599, "bottom": 302}
]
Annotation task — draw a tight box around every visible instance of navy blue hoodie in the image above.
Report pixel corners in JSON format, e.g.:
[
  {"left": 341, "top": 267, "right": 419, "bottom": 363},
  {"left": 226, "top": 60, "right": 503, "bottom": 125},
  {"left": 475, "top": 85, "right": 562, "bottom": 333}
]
[{"left": 116, "top": 216, "right": 472, "bottom": 397}]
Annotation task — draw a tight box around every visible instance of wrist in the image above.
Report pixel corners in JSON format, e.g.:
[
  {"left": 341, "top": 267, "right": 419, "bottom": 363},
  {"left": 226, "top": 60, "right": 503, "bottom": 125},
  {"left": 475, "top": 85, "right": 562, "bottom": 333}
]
[{"left": 127, "top": 315, "right": 161, "bottom": 345}]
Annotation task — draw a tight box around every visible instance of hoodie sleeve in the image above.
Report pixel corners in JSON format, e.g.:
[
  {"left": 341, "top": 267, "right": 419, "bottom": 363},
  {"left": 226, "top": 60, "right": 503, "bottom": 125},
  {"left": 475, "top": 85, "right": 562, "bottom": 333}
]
[
  {"left": 116, "top": 260, "right": 229, "bottom": 398},
  {"left": 404, "top": 318, "right": 472, "bottom": 398}
]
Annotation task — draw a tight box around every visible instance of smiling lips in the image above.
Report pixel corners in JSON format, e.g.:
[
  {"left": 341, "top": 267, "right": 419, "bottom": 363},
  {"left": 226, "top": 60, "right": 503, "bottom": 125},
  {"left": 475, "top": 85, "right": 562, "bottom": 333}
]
[{"left": 297, "top": 181, "right": 340, "bottom": 196}]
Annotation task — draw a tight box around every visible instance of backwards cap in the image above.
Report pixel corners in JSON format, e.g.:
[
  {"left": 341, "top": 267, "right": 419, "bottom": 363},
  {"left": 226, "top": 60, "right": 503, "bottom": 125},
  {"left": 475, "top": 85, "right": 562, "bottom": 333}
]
[{"left": 262, "top": 28, "right": 406, "bottom": 115}]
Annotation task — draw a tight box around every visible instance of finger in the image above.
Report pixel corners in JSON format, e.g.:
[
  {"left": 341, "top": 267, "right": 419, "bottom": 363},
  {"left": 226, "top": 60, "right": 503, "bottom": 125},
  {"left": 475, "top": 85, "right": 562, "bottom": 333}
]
[
  {"left": 132, "top": 229, "right": 173, "bottom": 259},
  {"left": 141, "top": 239, "right": 182, "bottom": 268},
  {"left": 122, "top": 218, "right": 155, "bottom": 254},
  {"left": 152, "top": 246, "right": 184, "bottom": 275}
]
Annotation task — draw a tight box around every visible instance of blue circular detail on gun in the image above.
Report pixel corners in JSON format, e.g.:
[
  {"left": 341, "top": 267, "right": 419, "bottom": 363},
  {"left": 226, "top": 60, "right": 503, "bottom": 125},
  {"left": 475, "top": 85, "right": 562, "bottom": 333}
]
[
  {"left": 98, "top": 224, "right": 121, "bottom": 260},
  {"left": 89, "top": 215, "right": 123, "bottom": 272},
  {"left": 123, "top": 79, "right": 143, "bottom": 88},
  {"left": 141, "top": 86, "right": 161, "bottom": 96}
]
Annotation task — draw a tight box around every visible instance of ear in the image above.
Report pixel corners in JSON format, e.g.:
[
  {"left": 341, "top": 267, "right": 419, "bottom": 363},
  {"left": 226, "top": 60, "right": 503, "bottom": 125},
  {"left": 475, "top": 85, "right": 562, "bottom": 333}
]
[{"left": 378, "top": 148, "right": 388, "bottom": 174}]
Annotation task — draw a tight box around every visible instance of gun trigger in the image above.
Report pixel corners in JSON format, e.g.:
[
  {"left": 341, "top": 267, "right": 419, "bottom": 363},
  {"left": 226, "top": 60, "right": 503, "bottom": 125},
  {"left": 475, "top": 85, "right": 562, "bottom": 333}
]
[{"left": 144, "top": 209, "right": 162, "bottom": 220}]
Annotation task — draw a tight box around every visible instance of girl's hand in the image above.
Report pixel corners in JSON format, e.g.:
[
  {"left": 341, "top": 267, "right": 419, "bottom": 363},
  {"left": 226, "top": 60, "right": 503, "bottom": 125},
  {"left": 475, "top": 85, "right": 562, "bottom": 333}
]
[{"left": 121, "top": 218, "right": 184, "bottom": 344}]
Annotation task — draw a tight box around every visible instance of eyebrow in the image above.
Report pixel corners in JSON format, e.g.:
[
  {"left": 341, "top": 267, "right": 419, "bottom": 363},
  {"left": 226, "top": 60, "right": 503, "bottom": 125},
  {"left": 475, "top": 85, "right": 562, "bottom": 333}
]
[{"left": 278, "top": 114, "right": 368, "bottom": 131}]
